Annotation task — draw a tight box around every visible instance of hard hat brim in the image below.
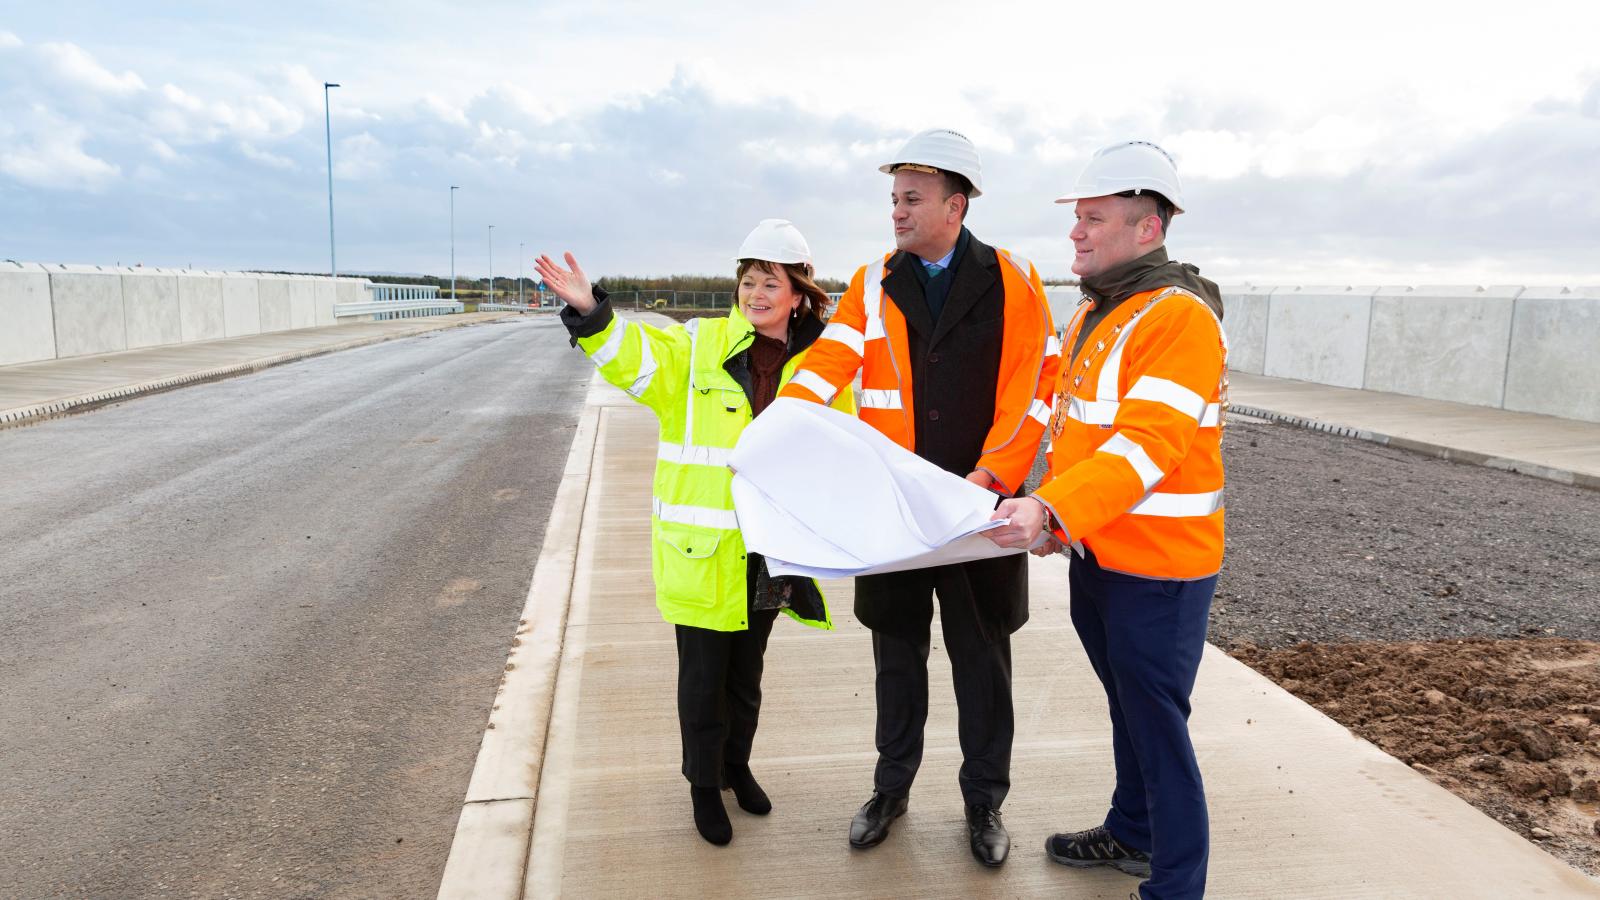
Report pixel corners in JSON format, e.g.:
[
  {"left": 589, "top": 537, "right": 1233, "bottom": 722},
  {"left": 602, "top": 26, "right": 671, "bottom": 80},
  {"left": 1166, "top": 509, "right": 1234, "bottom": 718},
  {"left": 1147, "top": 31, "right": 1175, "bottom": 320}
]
[{"left": 1054, "top": 189, "right": 1184, "bottom": 214}]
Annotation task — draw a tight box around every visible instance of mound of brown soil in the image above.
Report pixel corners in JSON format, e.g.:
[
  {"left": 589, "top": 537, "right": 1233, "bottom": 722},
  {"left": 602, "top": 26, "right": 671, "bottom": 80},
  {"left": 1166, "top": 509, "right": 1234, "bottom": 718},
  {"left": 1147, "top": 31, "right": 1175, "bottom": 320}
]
[{"left": 1233, "top": 638, "right": 1600, "bottom": 875}]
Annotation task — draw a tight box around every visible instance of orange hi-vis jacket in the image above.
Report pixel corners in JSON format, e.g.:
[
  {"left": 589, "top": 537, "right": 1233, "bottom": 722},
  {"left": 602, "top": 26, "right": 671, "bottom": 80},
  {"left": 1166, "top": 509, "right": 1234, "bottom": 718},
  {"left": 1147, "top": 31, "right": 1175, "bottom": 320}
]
[
  {"left": 778, "top": 248, "right": 1060, "bottom": 496},
  {"left": 1034, "top": 285, "right": 1229, "bottom": 580}
]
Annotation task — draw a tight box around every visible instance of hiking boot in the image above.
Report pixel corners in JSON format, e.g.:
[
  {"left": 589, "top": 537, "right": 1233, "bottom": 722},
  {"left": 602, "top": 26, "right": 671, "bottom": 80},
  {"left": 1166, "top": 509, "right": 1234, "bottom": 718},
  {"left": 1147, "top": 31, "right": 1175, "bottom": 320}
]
[{"left": 1045, "top": 824, "right": 1151, "bottom": 877}]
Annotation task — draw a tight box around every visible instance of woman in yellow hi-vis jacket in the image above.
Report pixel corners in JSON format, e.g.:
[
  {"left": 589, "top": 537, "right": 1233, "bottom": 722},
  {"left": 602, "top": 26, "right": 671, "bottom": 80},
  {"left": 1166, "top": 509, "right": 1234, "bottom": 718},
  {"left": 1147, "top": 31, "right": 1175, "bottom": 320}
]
[{"left": 534, "top": 219, "right": 854, "bottom": 846}]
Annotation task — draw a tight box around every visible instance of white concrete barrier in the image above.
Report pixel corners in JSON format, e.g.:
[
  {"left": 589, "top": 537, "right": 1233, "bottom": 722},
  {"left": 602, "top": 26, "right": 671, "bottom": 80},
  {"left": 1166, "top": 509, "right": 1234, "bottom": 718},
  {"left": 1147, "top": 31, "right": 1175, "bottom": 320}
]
[
  {"left": 178, "top": 272, "right": 226, "bottom": 343},
  {"left": 3, "top": 262, "right": 399, "bottom": 366},
  {"left": 1221, "top": 285, "right": 1272, "bottom": 375},
  {"left": 1364, "top": 286, "right": 1519, "bottom": 408},
  {"left": 0, "top": 262, "right": 56, "bottom": 366},
  {"left": 122, "top": 268, "right": 183, "bottom": 350},
  {"left": 1043, "top": 288, "right": 1080, "bottom": 331},
  {"left": 314, "top": 281, "right": 337, "bottom": 327},
  {"left": 222, "top": 276, "right": 262, "bottom": 338},
  {"left": 1503, "top": 286, "right": 1600, "bottom": 423},
  {"left": 258, "top": 275, "right": 293, "bottom": 333},
  {"left": 50, "top": 266, "right": 127, "bottom": 358},
  {"left": 1263, "top": 285, "right": 1376, "bottom": 389},
  {"left": 287, "top": 277, "right": 317, "bottom": 330}
]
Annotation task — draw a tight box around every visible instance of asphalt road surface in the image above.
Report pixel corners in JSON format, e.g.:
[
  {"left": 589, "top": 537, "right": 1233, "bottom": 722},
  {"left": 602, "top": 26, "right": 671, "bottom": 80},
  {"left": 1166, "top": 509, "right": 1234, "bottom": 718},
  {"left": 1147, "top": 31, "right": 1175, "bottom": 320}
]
[{"left": 0, "top": 317, "right": 592, "bottom": 899}]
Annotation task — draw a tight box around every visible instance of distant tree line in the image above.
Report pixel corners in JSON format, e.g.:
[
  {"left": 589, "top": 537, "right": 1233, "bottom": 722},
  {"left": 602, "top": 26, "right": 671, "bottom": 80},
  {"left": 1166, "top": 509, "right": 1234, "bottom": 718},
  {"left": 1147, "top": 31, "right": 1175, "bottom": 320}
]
[
  {"left": 596, "top": 273, "right": 851, "bottom": 294},
  {"left": 266, "top": 268, "right": 1063, "bottom": 294}
]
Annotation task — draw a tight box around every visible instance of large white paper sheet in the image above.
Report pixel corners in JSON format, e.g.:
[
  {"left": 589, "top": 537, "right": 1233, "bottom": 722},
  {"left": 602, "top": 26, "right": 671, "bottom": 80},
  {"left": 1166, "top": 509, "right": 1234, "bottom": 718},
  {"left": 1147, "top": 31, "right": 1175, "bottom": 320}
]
[{"left": 728, "top": 398, "right": 1035, "bottom": 579}]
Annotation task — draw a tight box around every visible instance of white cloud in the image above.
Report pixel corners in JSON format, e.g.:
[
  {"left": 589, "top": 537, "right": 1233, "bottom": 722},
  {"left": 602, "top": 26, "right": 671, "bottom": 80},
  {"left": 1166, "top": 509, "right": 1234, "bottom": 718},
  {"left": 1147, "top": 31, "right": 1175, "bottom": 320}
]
[
  {"left": 333, "top": 132, "right": 391, "bottom": 179},
  {"left": 240, "top": 142, "right": 296, "bottom": 171},
  {"left": 1, "top": 6, "right": 1599, "bottom": 283},
  {"left": 0, "top": 113, "right": 120, "bottom": 190},
  {"left": 40, "top": 41, "right": 145, "bottom": 95}
]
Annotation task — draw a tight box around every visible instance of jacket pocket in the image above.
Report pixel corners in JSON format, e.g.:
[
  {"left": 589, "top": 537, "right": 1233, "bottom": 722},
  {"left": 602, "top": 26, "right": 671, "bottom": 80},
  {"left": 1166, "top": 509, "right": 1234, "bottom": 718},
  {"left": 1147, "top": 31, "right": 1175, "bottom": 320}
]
[{"left": 654, "top": 522, "right": 723, "bottom": 609}]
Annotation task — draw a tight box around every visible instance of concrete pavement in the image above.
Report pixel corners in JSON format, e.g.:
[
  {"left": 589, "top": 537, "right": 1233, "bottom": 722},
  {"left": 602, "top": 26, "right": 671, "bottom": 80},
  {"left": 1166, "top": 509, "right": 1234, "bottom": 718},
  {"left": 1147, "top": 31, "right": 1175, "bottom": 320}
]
[
  {"left": 441, "top": 336, "right": 1600, "bottom": 898},
  {"left": 0, "top": 311, "right": 520, "bottom": 427}
]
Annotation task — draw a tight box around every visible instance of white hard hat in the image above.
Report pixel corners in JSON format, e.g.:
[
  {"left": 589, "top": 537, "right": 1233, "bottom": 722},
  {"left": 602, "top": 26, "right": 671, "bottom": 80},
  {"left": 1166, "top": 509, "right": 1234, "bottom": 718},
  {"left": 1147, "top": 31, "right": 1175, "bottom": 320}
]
[
  {"left": 1054, "top": 140, "right": 1186, "bottom": 214},
  {"left": 879, "top": 128, "right": 984, "bottom": 198},
  {"left": 734, "top": 218, "right": 814, "bottom": 270}
]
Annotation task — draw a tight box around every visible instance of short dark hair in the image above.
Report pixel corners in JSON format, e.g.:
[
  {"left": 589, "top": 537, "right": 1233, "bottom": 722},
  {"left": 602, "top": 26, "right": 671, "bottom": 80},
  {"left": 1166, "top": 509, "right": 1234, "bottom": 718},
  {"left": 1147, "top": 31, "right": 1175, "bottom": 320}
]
[
  {"left": 941, "top": 171, "right": 973, "bottom": 221},
  {"left": 1117, "top": 190, "right": 1173, "bottom": 235}
]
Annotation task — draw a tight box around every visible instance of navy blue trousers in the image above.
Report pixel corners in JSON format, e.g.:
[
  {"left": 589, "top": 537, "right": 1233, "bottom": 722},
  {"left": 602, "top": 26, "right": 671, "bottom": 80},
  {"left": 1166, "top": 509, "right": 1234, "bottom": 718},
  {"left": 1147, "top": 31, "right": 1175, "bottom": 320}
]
[{"left": 1070, "top": 550, "right": 1214, "bottom": 900}]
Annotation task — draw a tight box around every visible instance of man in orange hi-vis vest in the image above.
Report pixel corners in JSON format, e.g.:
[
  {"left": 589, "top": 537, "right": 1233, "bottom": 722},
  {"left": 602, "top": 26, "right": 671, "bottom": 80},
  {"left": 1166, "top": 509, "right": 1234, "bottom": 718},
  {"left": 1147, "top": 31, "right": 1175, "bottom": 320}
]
[
  {"left": 985, "top": 141, "right": 1226, "bottom": 900},
  {"left": 776, "top": 128, "right": 1059, "bottom": 868}
]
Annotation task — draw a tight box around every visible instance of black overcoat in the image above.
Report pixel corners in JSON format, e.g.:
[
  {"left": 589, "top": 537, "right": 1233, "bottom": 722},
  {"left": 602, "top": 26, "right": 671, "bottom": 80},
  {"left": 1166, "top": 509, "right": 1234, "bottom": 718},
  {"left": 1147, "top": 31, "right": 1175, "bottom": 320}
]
[{"left": 853, "top": 231, "right": 1030, "bottom": 639}]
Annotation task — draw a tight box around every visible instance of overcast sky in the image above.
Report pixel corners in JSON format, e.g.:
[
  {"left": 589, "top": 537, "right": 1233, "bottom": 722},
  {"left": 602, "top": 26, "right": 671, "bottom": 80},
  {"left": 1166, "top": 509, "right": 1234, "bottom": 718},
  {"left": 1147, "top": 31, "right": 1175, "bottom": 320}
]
[{"left": 2, "top": 1, "right": 1597, "bottom": 285}]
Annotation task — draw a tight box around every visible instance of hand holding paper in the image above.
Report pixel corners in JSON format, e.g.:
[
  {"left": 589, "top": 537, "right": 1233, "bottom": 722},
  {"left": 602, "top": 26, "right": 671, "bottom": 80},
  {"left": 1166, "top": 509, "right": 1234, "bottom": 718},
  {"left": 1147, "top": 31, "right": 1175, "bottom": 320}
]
[
  {"left": 985, "top": 497, "right": 1048, "bottom": 549},
  {"left": 728, "top": 398, "right": 1046, "bottom": 579}
]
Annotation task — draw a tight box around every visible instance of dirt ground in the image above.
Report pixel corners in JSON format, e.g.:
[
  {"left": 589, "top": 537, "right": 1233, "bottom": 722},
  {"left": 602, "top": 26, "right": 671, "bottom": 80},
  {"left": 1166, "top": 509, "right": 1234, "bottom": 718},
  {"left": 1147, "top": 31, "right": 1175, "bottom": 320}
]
[
  {"left": 1233, "top": 638, "right": 1600, "bottom": 874},
  {"left": 1217, "top": 418, "right": 1600, "bottom": 876}
]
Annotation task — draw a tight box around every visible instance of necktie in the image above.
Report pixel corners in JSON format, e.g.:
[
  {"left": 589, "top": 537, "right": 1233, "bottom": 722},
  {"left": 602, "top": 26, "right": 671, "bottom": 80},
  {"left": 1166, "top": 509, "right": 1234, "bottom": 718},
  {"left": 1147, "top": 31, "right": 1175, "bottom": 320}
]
[{"left": 924, "top": 262, "right": 944, "bottom": 278}]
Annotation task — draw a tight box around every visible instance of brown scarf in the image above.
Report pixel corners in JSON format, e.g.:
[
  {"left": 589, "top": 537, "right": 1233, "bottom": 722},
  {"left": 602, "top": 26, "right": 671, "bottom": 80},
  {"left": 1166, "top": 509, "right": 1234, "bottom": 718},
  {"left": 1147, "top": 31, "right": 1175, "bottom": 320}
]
[{"left": 748, "top": 332, "right": 788, "bottom": 418}]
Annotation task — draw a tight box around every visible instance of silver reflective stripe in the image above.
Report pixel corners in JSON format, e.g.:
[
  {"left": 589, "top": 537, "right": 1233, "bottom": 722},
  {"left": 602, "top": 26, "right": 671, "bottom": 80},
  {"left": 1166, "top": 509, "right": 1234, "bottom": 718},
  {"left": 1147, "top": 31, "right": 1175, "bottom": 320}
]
[
  {"left": 626, "top": 334, "right": 657, "bottom": 397},
  {"left": 1027, "top": 398, "right": 1051, "bottom": 426},
  {"left": 998, "top": 249, "right": 1034, "bottom": 291},
  {"left": 1099, "top": 431, "right": 1164, "bottom": 491},
  {"left": 788, "top": 368, "right": 837, "bottom": 404},
  {"left": 1200, "top": 404, "right": 1221, "bottom": 427},
  {"left": 821, "top": 322, "right": 865, "bottom": 357},
  {"left": 1045, "top": 334, "right": 1062, "bottom": 358},
  {"left": 681, "top": 317, "right": 700, "bottom": 448},
  {"left": 1126, "top": 376, "right": 1206, "bottom": 421},
  {"left": 591, "top": 317, "right": 630, "bottom": 367},
  {"left": 653, "top": 497, "right": 740, "bottom": 530},
  {"left": 1129, "top": 489, "right": 1224, "bottom": 518},
  {"left": 1096, "top": 309, "right": 1146, "bottom": 401},
  {"left": 862, "top": 261, "right": 887, "bottom": 340},
  {"left": 1066, "top": 395, "right": 1119, "bottom": 426},
  {"left": 657, "top": 443, "right": 731, "bottom": 467},
  {"left": 860, "top": 389, "right": 903, "bottom": 410}
]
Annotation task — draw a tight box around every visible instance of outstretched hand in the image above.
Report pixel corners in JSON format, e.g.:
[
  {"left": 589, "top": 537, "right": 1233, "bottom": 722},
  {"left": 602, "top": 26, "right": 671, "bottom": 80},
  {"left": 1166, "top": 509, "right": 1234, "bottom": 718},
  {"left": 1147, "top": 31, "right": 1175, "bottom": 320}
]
[{"left": 533, "top": 251, "right": 596, "bottom": 314}]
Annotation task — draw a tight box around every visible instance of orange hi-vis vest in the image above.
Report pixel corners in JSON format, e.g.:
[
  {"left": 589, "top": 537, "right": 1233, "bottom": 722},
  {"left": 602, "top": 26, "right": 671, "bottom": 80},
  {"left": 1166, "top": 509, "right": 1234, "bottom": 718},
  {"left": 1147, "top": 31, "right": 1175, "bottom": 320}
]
[
  {"left": 1034, "top": 285, "right": 1229, "bottom": 580},
  {"left": 779, "top": 248, "right": 1060, "bottom": 495}
]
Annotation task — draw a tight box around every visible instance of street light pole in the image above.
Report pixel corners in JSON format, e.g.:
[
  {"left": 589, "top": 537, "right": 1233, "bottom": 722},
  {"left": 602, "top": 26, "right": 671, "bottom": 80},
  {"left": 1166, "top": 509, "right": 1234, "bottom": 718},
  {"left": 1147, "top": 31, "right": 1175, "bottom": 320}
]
[
  {"left": 487, "top": 225, "right": 495, "bottom": 305},
  {"left": 323, "top": 82, "right": 341, "bottom": 279},
  {"left": 449, "top": 185, "right": 459, "bottom": 302},
  {"left": 519, "top": 241, "right": 525, "bottom": 306}
]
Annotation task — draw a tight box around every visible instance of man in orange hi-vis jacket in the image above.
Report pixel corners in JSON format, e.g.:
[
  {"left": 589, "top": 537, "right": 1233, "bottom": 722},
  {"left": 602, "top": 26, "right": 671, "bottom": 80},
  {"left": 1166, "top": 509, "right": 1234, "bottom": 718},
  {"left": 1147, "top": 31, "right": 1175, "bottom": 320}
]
[
  {"left": 776, "top": 128, "right": 1059, "bottom": 868},
  {"left": 984, "top": 140, "right": 1227, "bottom": 900}
]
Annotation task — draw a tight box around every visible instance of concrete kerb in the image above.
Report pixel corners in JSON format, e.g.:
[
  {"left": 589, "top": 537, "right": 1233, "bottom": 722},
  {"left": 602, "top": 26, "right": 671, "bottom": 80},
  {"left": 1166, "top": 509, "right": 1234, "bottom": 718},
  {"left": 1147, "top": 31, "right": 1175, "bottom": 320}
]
[
  {"left": 437, "top": 374, "right": 604, "bottom": 900},
  {"left": 1228, "top": 403, "right": 1600, "bottom": 492},
  {"left": 0, "top": 314, "right": 515, "bottom": 430}
]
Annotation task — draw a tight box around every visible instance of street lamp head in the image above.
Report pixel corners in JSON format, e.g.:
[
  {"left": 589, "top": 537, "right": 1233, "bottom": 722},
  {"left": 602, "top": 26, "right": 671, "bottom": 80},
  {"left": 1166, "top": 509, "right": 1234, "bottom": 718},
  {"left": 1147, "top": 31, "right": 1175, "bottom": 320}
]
[{"left": 325, "top": 82, "right": 341, "bottom": 89}]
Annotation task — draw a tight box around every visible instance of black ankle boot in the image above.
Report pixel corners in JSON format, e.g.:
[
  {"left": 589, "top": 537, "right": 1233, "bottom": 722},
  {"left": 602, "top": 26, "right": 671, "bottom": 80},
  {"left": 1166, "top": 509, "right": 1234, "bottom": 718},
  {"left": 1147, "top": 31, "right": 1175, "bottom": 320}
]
[
  {"left": 722, "top": 764, "right": 772, "bottom": 815},
  {"left": 690, "top": 786, "right": 732, "bottom": 845}
]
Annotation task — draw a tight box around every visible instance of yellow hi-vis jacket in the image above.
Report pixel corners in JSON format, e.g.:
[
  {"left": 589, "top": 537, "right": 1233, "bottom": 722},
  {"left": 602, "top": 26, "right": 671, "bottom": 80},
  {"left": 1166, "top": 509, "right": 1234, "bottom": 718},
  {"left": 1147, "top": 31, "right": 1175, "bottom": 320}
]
[
  {"left": 577, "top": 306, "right": 854, "bottom": 631},
  {"left": 1034, "top": 285, "right": 1229, "bottom": 579}
]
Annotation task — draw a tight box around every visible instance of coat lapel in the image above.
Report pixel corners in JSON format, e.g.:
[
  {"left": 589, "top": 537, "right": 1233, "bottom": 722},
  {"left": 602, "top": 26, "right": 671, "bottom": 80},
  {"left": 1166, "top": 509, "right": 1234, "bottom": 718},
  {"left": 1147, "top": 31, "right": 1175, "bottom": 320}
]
[
  {"left": 881, "top": 252, "right": 936, "bottom": 339},
  {"left": 929, "top": 236, "right": 997, "bottom": 349}
]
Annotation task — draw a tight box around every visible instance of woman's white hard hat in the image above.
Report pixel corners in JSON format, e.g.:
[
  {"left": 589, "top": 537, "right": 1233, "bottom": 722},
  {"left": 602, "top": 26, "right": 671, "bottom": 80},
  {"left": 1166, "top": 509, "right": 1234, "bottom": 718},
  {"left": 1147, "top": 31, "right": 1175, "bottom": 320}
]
[
  {"left": 879, "top": 128, "right": 984, "bottom": 198},
  {"left": 1054, "top": 140, "right": 1186, "bottom": 214},
  {"left": 734, "top": 218, "right": 814, "bottom": 270}
]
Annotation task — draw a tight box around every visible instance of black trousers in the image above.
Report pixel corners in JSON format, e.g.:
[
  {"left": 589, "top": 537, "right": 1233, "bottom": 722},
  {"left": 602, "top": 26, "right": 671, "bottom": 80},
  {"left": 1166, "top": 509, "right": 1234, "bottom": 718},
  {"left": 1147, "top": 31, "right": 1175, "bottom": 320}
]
[
  {"left": 871, "top": 573, "right": 1014, "bottom": 808},
  {"left": 673, "top": 608, "right": 780, "bottom": 788}
]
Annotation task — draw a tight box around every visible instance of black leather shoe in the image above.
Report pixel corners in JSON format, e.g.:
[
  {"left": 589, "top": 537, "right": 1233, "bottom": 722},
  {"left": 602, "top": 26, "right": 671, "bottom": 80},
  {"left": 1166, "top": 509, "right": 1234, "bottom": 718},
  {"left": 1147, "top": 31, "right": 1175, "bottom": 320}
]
[
  {"left": 965, "top": 804, "right": 1009, "bottom": 867},
  {"left": 848, "top": 792, "right": 908, "bottom": 848}
]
